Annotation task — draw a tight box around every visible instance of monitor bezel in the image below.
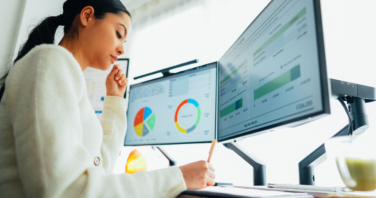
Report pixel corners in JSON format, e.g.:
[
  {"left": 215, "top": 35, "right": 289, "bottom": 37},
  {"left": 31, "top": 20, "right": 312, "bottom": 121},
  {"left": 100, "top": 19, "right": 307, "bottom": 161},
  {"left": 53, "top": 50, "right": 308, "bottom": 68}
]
[
  {"left": 217, "top": 0, "right": 330, "bottom": 142},
  {"left": 124, "top": 62, "right": 218, "bottom": 146},
  {"left": 117, "top": 58, "right": 130, "bottom": 99}
]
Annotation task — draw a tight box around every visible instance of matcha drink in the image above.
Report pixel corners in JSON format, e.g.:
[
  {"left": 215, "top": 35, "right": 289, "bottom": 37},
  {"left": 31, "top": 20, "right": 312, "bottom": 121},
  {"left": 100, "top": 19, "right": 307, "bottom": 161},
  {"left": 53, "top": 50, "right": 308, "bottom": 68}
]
[{"left": 337, "top": 157, "right": 376, "bottom": 191}]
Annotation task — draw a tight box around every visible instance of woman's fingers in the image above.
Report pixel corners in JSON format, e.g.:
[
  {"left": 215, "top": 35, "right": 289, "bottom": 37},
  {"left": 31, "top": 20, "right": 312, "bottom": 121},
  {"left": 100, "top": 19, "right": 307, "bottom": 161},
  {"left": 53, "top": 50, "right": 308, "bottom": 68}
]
[
  {"left": 119, "top": 74, "right": 126, "bottom": 85},
  {"left": 115, "top": 69, "right": 123, "bottom": 80},
  {"left": 208, "top": 163, "right": 215, "bottom": 172},
  {"left": 109, "top": 64, "right": 119, "bottom": 78},
  {"left": 179, "top": 160, "right": 216, "bottom": 189},
  {"left": 122, "top": 78, "right": 128, "bottom": 87},
  {"left": 206, "top": 176, "right": 215, "bottom": 186},
  {"left": 207, "top": 169, "right": 216, "bottom": 180}
]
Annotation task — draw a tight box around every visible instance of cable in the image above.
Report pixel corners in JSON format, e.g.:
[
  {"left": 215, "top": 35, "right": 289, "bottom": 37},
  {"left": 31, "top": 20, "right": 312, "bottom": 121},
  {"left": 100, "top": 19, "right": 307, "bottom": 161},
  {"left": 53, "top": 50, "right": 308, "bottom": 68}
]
[{"left": 337, "top": 97, "right": 353, "bottom": 135}]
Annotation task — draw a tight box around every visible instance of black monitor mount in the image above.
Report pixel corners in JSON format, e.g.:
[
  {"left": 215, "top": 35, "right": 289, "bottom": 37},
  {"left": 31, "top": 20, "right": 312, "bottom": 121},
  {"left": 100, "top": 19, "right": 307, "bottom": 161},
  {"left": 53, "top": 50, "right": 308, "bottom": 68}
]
[
  {"left": 151, "top": 146, "right": 177, "bottom": 166},
  {"left": 134, "top": 61, "right": 376, "bottom": 183},
  {"left": 299, "top": 79, "right": 376, "bottom": 185},
  {"left": 222, "top": 79, "right": 375, "bottom": 186},
  {"left": 223, "top": 142, "right": 266, "bottom": 186}
]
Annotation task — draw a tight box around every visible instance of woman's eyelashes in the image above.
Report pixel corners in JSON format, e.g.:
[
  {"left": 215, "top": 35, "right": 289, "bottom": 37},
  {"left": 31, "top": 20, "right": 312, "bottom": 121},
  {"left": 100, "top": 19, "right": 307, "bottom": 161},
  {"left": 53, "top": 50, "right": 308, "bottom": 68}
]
[{"left": 116, "top": 31, "right": 122, "bottom": 39}]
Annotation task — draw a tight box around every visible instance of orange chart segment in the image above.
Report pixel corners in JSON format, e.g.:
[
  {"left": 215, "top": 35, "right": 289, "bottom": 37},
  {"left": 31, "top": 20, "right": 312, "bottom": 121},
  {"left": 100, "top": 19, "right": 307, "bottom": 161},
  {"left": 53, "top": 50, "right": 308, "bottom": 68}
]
[
  {"left": 134, "top": 108, "right": 144, "bottom": 126},
  {"left": 175, "top": 99, "right": 188, "bottom": 122}
]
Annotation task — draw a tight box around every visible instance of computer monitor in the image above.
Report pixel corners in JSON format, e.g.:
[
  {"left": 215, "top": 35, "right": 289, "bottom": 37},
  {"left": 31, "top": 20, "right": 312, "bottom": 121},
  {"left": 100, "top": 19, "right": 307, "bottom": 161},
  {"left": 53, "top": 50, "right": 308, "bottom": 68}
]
[
  {"left": 217, "top": 0, "right": 330, "bottom": 142},
  {"left": 124, "top": 62, "right": 217, "bottom": 146},
  {"left": 84, "top": 58, "right": 129, "bottom": 120}
]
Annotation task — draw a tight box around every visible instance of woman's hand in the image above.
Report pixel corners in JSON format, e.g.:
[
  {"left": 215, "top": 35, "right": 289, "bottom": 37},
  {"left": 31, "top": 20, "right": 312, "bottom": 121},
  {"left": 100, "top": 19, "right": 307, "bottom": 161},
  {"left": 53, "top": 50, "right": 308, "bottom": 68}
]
[
  {"left": 106, "top": 64, "right": 128, "bottom": 97},
  {"left": 179, "top": 160, "right": 216, "bottom": 189}
]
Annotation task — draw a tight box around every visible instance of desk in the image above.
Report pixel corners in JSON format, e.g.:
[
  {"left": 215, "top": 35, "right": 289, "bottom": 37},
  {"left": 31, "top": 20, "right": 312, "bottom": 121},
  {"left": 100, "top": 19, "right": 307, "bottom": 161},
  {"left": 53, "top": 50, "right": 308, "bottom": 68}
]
[{"left": 177, "top": 186, "right": 376, "bottom": 198}]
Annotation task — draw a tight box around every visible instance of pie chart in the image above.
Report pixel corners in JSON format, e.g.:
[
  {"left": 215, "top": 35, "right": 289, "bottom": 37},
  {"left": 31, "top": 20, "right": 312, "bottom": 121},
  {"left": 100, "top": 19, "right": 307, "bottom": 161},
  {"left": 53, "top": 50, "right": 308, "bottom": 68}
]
[{"left": 134, "top": 107, "right": 155, "bottom": 137}]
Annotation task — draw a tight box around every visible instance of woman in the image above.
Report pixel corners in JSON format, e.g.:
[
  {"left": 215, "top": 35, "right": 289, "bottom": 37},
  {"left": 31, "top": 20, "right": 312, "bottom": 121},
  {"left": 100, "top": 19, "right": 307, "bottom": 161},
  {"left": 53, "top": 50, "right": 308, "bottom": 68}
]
[{"left": 0, "top": 0, "right": 215, "bottom": 197}]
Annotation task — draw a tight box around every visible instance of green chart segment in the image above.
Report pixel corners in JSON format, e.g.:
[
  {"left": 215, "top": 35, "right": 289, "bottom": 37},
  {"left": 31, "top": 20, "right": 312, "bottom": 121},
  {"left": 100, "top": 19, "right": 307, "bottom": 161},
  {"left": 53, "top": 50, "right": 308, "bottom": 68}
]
[
  {"left": 254, "top": 65, "right": 301, "bottom": 100},
  {"left": 134, "top": 107, "right": 155, "bottom": 137},
  {"left": 253, "top": 7, "right": 307, "bottom": 57},
  {"left": 220, "top": 98, "right": 243, "bottom": 118},
  {"left": 220, "top": 59, "right": 248, "bottom": 85}
]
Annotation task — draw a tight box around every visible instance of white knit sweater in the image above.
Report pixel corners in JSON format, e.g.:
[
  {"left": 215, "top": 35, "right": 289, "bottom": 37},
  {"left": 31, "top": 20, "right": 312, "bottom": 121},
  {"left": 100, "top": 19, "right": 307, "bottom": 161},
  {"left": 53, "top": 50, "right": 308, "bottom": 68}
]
[{"left": 0, "top": 44, "right": 186, "bottom": 198}]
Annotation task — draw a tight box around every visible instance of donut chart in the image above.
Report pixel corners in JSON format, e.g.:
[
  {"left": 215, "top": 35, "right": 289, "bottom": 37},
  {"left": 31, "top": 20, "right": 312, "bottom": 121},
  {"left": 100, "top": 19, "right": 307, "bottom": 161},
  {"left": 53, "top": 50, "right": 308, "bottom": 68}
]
[
  {"left": 134, "top": 107, "right": 155, "bottom": 137},
  {"left": 174, "top": 99, "right": 201, "bottom": 133}
]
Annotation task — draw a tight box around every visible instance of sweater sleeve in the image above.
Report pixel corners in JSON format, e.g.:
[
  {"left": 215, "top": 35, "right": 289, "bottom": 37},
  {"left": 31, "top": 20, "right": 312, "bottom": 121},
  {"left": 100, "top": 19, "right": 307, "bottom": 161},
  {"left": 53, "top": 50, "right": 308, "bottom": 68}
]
[
  {"left": 100, "top": 96, "right": 127, "bottom": 173},
  {"left": 6, "top": 46, "right": 186, "bottom": 198}
]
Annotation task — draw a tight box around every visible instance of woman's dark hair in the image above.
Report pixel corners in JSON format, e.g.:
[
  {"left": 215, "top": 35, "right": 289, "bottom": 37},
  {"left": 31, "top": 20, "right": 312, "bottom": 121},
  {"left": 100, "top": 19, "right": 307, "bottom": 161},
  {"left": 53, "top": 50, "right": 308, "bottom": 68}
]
[{"left": 0, "top": 0, "right": 131, "bottom": 100}]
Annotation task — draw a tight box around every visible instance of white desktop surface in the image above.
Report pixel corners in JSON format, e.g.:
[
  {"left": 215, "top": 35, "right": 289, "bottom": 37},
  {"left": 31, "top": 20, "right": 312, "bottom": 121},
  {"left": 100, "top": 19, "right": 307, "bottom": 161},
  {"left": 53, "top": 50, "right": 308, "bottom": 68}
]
[{"left": 179, "top": 186, "right": 376, "bottom": 198}]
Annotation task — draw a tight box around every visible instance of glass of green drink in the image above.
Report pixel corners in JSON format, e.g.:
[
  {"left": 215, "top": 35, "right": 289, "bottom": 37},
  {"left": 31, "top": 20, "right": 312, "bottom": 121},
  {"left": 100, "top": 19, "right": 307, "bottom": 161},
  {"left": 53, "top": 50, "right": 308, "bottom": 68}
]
[{"left": 325, "top": 135, "right": 376, "bottom": 191}]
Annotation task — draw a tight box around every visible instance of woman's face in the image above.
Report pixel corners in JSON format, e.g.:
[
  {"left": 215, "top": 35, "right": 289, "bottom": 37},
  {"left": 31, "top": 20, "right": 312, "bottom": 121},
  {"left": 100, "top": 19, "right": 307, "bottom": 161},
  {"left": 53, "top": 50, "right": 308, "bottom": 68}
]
[{"left": 80, "top": 11, "right": 131, "bottom": 70}]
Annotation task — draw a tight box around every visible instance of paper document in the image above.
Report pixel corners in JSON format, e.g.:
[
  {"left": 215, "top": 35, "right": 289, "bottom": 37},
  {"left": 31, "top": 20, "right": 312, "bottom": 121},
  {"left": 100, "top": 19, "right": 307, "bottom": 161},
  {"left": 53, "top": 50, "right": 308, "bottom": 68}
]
[
  {"left": 185, "top": 186, "right": 313, "bottom": 197},
  {"left": 267, "top": 183, "right": 336, "bottom": 192}
]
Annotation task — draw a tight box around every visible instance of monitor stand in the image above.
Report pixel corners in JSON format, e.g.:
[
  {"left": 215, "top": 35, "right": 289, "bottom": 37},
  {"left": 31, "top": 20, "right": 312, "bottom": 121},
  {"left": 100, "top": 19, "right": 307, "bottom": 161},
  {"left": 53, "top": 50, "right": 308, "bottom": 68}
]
[
  {"left": 299, "top": 79, "right": 376, "bottom": 185},
  {"left": 223, "top": 142, "right": 266, "bottom": 186},
  {"left": 298, "top": 124, "right": 350, "bottom": 185},
  {"left": 152, "top": 146, "right": 177, "bottom": 166}
]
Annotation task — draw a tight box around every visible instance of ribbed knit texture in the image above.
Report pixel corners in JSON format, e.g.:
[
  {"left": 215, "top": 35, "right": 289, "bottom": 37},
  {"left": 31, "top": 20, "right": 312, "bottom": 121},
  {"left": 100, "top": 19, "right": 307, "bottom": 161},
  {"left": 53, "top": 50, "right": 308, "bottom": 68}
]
[{"left": 0, "top": 44, "right": 186, "bottom": 198}]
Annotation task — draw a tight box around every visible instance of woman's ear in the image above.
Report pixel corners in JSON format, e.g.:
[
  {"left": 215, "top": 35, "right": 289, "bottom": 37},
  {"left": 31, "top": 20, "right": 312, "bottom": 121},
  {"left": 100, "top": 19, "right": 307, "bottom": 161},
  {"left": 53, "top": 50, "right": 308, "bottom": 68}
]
[{"left": 79, "top": 6, "right": 95, "bottom": 27}]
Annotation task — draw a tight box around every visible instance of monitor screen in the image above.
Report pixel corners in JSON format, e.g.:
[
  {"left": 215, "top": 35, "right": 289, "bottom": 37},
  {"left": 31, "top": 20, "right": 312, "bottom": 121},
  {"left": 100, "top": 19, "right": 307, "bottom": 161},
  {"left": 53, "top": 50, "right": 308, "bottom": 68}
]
[
  {"left": 217, "top": 0, "right": 330, "bottom": 142},
  {"left": 84, "top": 58, "right": 129, "bottom": 120},
  {"left": 124, "top": 62, "right": 217, "bottom": 146}
]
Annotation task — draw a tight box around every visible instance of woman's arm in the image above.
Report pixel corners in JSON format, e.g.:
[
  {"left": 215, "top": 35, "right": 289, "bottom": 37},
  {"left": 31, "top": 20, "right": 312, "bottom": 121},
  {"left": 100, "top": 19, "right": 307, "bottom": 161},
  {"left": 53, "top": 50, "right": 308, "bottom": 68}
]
[
  {"left": 99, "top": 64, "right": 128, "bottom": 173},
  {"left": 100, "top": 96, "right": 127, "bottom": 173},
  {"left": 6, "top": 46, "right": 186, "bottom": 198}
]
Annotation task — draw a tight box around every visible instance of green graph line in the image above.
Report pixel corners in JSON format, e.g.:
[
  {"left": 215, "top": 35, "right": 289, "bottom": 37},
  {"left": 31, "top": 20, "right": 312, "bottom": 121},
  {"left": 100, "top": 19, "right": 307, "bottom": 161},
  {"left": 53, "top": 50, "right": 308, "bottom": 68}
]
[
  {"left": 253, "top": 7, "right": 307, "bottom": 57},
  {"left": 220, "top": 59, "right": 248, "bottom": 85},
  {"left": 254, "top": 65, "right": 301, "bottom": 100}
]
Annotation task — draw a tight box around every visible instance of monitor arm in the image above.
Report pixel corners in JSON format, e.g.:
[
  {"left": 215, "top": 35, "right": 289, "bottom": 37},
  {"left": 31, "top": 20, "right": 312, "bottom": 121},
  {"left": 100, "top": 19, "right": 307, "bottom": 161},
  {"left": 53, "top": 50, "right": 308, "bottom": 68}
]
[
  {"left": 299, "top": 78, "right": 376, "bottom": 185},
  {"left": 152, "top": 146, "right": 177, "bottom": 166},
  {"left": 223, "top": 142, "right": 266, "bottom": 186}
]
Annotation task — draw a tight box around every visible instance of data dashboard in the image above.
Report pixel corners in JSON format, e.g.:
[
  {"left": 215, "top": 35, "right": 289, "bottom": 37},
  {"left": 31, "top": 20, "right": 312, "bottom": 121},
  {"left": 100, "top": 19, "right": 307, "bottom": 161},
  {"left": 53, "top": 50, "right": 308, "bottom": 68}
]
[
  {"left": 125, "top": 63, "right": 217, "bottom": 145},
  {"left": 218, "top": 0, "right": 326, "bottom": 141}
]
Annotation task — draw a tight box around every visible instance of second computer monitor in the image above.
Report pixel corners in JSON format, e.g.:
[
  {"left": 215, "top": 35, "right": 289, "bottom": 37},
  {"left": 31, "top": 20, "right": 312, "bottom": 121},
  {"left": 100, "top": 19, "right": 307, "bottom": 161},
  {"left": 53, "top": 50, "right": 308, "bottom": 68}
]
[
  {"left": 124, "top": 62, "right": 217, "bottom": 146},
  {"left": 217, "top": 0, "right": 330, "bottom": 142},
  {"left": 84, "top": 58, "right": 129, "bottom": 120}
]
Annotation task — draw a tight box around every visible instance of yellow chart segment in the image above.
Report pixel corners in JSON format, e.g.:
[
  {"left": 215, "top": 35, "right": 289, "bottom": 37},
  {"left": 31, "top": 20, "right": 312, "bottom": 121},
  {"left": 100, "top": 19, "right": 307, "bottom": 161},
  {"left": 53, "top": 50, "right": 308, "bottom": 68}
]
[
  {"left": 175, "top": 122, "right": 187, "bottom": 133},
  {"left": 135, "top": 123, "right": 143, "bottom": 137}
]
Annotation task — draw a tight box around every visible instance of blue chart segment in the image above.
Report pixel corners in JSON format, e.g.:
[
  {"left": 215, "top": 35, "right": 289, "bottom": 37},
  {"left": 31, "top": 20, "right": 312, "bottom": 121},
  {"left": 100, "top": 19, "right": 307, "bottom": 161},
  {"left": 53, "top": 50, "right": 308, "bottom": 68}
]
[
  {"left": 144, "top": 107, "right": 152, "bottom": 119},
  {"left": 188, "top": 99, "right": 199, "bottom": 107}
]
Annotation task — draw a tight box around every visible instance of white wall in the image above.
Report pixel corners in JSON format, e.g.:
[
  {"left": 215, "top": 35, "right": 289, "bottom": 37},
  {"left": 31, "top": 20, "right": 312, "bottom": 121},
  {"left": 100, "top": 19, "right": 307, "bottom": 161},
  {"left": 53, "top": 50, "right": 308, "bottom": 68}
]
[
  {"left": 0, "top": 0, "right": 66, "bottom": 87},
  {"left": 7, "top": 0, "right": 150, "bottom": 65},
  {"left": 13, "top": 0, "right": 66, "bottom": 57},
  {"left": 0, "top": 0, "right": 25, "bottom": 84}
]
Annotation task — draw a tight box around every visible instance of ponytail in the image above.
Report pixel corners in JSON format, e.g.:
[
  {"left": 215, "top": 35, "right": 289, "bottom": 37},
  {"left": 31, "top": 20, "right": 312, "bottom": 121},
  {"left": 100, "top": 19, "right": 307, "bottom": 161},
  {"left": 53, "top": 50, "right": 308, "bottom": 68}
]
[
  {"left": 14, "top": 15, "right": 64, "bottom": 64},
  {"left": 0, "top": 15, "right": 63, "bottom": 102}
]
